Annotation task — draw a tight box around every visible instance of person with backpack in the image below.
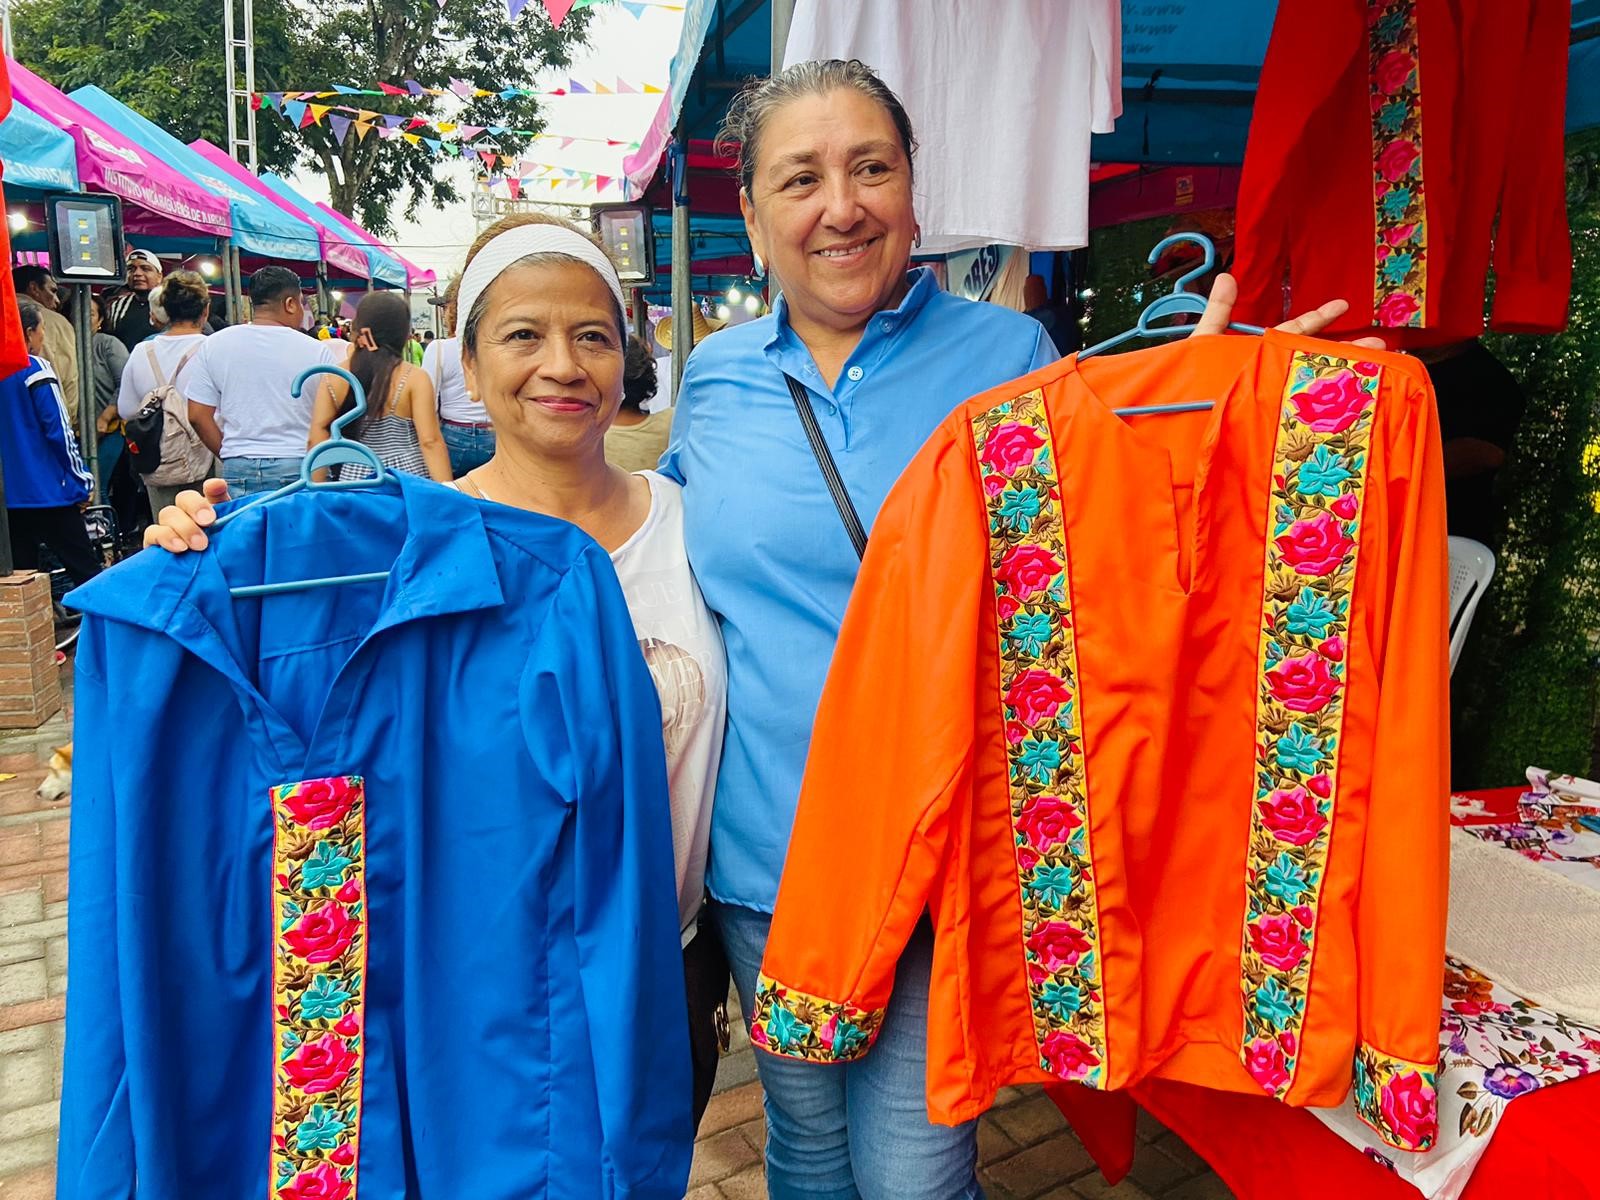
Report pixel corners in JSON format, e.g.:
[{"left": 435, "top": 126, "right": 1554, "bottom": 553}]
[{"left": 115, "top": 271, "right": 217, "bottom": 518}]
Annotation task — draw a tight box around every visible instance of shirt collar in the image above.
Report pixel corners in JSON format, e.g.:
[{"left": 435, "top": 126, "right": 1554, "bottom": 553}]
[
  {"left": 66, "top": 472, "right": 505, "bottom": 637},
  {"left": 764, "top": 266, "right": 940, "bottom": 354}
]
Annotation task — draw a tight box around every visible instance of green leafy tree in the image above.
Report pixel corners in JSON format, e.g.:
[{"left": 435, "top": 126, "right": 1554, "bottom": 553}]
[{"left": 13, "top": 0, "right": 591, "bottom": 235}]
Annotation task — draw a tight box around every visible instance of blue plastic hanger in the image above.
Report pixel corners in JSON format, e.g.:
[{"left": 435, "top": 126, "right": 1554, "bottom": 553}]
[
  {"left": 1079, "top": 232, "right": 1267, "bottom": 417},
  {"left": 211, "top": 364, "right": 393, "bottom": 598}
]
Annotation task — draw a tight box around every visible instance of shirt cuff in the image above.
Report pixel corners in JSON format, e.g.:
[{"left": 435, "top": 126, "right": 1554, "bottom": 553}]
[
  {"left": 1352, "top": 1042, "right": 1440, "bottom": 1152},
  {"left": 749, "top": 973, "right": 885, "bottom": 1064}
]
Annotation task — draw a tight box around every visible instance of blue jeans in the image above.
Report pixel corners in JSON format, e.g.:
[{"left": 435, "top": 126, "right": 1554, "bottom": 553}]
[
  {"left": 222, "top": 456, "right": 302, "bottom": 498},
  {"left": 715, "top": 903, "right": 982, "bottom": 1200},
  {"left": 442, "top": 422, "right": 495, "bottom": 478}
]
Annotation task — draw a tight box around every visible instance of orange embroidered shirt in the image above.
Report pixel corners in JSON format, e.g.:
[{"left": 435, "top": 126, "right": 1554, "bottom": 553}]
[{"left": 752, "top": 331, "right": 1450, "bottom": 1152}]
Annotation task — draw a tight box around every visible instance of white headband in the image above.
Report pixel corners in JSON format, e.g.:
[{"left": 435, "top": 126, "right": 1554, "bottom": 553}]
[{"left": 454, "top": 225, "right": 626, "bottom": 340}]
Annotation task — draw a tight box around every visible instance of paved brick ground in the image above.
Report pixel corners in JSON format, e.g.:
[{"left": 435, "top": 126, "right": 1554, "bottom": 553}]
[{"left": 0, "top": 662, "right": 1232, "bottom": 1200}]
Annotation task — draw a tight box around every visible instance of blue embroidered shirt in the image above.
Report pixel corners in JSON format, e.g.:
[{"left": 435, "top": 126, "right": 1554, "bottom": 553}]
[
  {"left": 658, "top": 267, "right": 1057, "bottom": 912},
  {"left": 59, "top": 474, "right": 691, "bottom": 1200}
]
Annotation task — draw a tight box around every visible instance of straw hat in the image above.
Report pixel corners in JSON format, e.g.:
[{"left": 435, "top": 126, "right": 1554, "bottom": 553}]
[{"left": 655, "top": 309, "right": 726, "bottom": 351}]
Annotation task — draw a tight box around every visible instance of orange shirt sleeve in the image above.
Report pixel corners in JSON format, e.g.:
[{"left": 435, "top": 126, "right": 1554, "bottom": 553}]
[
  {"left": 752, "top": 414, "right": 987, "bottom": 1063},
  {"left": 1351, "top": 368, "right": 1450, "bottom": 1150}
]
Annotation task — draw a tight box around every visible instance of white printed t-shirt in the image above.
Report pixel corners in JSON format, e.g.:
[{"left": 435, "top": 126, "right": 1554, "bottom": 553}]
[{"left": 185, "top": 324, "right": 343, "bottom": 459}]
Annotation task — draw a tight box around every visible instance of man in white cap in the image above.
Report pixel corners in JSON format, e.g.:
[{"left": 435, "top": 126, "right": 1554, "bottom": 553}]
[{"left": 106, "top": 248, "right": 165, "bottom": 350}]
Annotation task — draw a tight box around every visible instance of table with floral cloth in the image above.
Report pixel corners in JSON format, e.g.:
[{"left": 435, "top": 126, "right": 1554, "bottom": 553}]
[{"left": 1054, "top": 785, "right": 1600, "bottom": 1200}]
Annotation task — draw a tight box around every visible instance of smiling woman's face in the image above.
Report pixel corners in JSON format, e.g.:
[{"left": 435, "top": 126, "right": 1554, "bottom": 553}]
[
  {"left": 460, "top": 259, "right": 625, "bottom": 461},
  {"left": 740, "top": 86, "right": 917, "bottom": 336}
]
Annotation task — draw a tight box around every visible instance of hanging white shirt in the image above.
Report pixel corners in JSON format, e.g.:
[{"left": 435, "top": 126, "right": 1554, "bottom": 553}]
[{"left": 784, "top": 0, "right": 1121, "bottom": 253}]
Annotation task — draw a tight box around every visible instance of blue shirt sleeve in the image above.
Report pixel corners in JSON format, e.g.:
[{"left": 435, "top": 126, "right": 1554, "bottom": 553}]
[
  {"left": 1026, "top": 319, "right": 1062, "bottom": 373},
  {"left": 56, "top": 622, "right": 136, "bottom": 1198},
  {"left": 519, "top": 547, "right": 692, "bottom": 1198},
  {"left": 28, "top": 367, "right": 93, "bottom": 502}
]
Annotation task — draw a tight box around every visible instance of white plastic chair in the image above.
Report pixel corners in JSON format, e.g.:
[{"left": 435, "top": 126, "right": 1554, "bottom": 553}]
[{"left": 1447, "top": 536, "right": 1496, "bottom": 674}]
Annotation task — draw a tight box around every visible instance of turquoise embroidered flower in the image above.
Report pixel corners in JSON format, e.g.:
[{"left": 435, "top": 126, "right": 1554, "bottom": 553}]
[
  {"left": 767, "top": 1005, "right": 810, "bottom": 1051},
  {"left": 1254, "top": 977, "right": 1298, "bottom": 1030},
  {"left": 1018, "top": 738, "right": 1062, "bottom": 782},
  {"left": 1284, "top": 589, "right": 1337, "bottom": 637},
  {"left": 1377, "top": 101, "right": 1408, "bottom": 134},
  {"left": 1039, "top": 981, "right": 1082, "bottom": 1021},
  {"left": 302, "top": 841, "right": 353, "bottom": 890},
  {"left": 1381, "top": 187, "right": 1413, "bottom": 220},
  {"left": 1006, "top": 612, "right": 1053, "bottom": 657},
  {"left": 1263, "top": 853, "right": 1311, "bottom": 904},
  {"left": 1382, "top": 252, "right": 1415, "bottom": 286},
  {"left": 1376, "top": 10, "right": 1407, "bottom": 43},
  {"left": 294, "top": 1104, "right": 348, "bottom": 1153},
  {"left": 299, "top": 974, "right": 353, "bottom": 1021},
  {"left": 1296, "top": 446, "right": 1351, "bottom": 499},
  {"left": 999, "top": 486, "right": 1042, "bottom": 528},
  {"left": 1275, "top": 724, "right": 1327, "bottom": 774},
  {"left": 1027, "top": 864, "right": 1076, "bottom": 909},
  {"left": 832, "top": 1021, "right": 867, "bottom": 1057}
]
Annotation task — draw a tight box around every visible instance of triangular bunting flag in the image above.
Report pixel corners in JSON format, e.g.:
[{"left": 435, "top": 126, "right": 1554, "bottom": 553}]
[
  {"left": 560, "top": 137, "right": 575, "bottom": 150},
  {"left": 333, "top": 84, "right": 360, "bottom": 95},
  {"left": 479, "top": 150, "right": 497, "bottom": 169},
  {"left": 382, "top": 114, "right": 406, "bottom": 129},
  {"left": 407, "top": 118, "right": 428, "bottom": 131},
  {"left": 355, "top": 121, "right": 374, "bottom": 140},
  {"left": 261, "top": 92, "right": 282, "bottom": 108},
  {"left": 459, "top": 125, "right": 485, "bottom": 140},
  {"left": 378, "top": 126, "right": 398, "bottom": 140},
  {"left": 356, "top": 109, "right": 378, "bottom": 122},
  {"left": 424, "top": 138, "right": 443, "bottom": 153},
  {"left": 403, "top": 132, "right": 422, "bottom": 146},
  {"left": 437, "top": 122, "right": 457, "bottom": 133},
  {"left": 250, "top": 94, "right": 263, "bottom": 111},
  {"left": 617, "top": 79, "right": 638, "bottom": 94},
  {"left": 550, "top": 178, "right": 562, "bottom": 190},
  {"left": 405, "top": 80, "right": 425, "bottom": 96},
  {"left": 309, "top": 104, "right": 332, "bottom": 124},
  {"left": 568, "top": 79, "right": 590, "bottom": 94},
  {"left": 330, "top": 114, "right": 352, "bottom": 143},
  {"left": 300, "top": 107, "right": 319, "bottom": 129},
  {"left": 488, "top": 125, "right": 508, "bottom": 136},
  {"left": 622, "top": 2, "right": 648, "bottom": 16},
  {"left": 543, "top": 0, "right": 577, "bottom": 25},
  {"left": 507, "top": 178, "right": 522, "bottom": 201},
  {"left": 595, "top": 82, "right": 613, "bottom": 94},
  {"left": 283, "top": 99, "right": 308, "bottom": 125},
  {"left": 596, "top": 175, "right": 612, "bottom": 191},
  {"left": 378, "top": 82, "right": 407, "bottom": 95},
  {"left": 499, "top": 154, "right": 516, "bottom": 168},
  {"left": 642, "top": 83, "right": 663, "bottom": 94},
  {"left": 449, "top": 78, "right": 475, "bottom": 99}
]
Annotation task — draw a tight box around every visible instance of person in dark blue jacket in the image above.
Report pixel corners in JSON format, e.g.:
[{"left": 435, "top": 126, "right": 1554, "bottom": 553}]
[{"left": 1, "top": 300, "right": 99, "bottom": 584}]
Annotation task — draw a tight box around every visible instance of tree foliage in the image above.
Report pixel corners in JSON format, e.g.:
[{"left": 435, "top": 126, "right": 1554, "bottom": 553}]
[{"left": 13, "top": 0, "right": 592, "bottom": 235}]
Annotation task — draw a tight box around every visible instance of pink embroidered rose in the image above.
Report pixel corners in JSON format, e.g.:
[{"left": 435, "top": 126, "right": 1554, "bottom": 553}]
[
  {"left": 1276, "top": 512, "right": 1356, "bottom": 577},
  {"left": 1379, "top": 1071, "right": 1438, "bottom": 1150},
  {"left": 283, "top": 777, "right": 357, "bottom": 831},
  {"left": 983, "top": 473, "right": 1006, "bottom": 497},
  {"left": 1265, "top": 654, "right": 1340, "bottom": 714},
  {"left": 1384, "top": 223, "right": 1418, "bottom": 247},
  {"left": 1318, "top": 635, "right": 1346, "bottom": 662},
  {"left": 996, "top": 594, "right": 1021, "bottom": 621},
  {"left": 1244, "top": 1037, "right": 1291, "bottom": 1092},
  {"left": 980, "top": 421, "right": 1046, "bottom": 478},
  {"left": 1016, "top": 795, "right": 1082, "bottom": 851},
  {"left": 1305, "top": 773, "right": 1333, "bottom": 799},
  {"left": 277, "top": 1163, "right": 352, "bottom": 1200},
  {"left": 284, "top": 902, "right": 359, "bottom": 964},
  {"left": 1377, "top": 292, "right": 1421, "bottom": 327},
  {"left": 1248, "top": 912, "right": 1309, "bottom": 972},
  {"left": 1353, "top": 361, "right": 1381, "bottom": 377},
  {"left": 1378, "top": 139, "right": 1420, "bottom": 183},
  {"left": 1375, "top": 49, "right": 1416, "bottom": 95},
  {"left": 1258, "top": 787, "right": 1329, "bottom": 847},
  {"left": 1290, "top": 369, "right": 1369, "bottom": 434},
  {"left": 1292, "top": 904, "right": 1315, "bottom": 928},
  {"left": 330, "top": 1145, "right": 356, "bottom": 1167},
  {"left": 1015, "top": 845, "right": 1041, "bottom": 873},
  {"left": 334, "top": 1012, "right": 362, "bottom": 1037},
  {"left": 283, "top": 1032, "right": 358, "bottom": 1095},
  {"left": 335, "top": 878, "right": 362, "bottom": 905},
  {"left": 1330, "top": 493, "right": 1359, "bottom": 520},
  {"left": 995, "top": 544, "right": 1062, "bottom": 601},
  {"left": 1004, "top": 669, "right": 1073, "bottom": 725},
  {"left": 1027, "top": 920, "right": 1091, "bottom": 971},
  {"left": 1040, "top": 1030, "right": 1101, "bottom": 1081},
  {"left": 1006, "top": 720, "right": 1027, "bottom": 746}
]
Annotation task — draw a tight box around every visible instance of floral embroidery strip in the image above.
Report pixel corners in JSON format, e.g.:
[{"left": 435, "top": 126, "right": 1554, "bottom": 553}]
[
  {"left": 1369, "top": 0, "right": 1428, "bottom": 327},
  {"left": 1353, "top": 1043, "right": 1440, "bottom": 1152},
  {"left": 749, "top": 973, "right": 884, "bottom": 1063},
  {"left": 1238, "top": 353, "right": 1382, "bottom": 1111},
  {"left": 971, "top": 390, "right": 1108, "bottom": 1088},
  {"left": 270, "top": 775, "right": 367, "bottom": 1200}
]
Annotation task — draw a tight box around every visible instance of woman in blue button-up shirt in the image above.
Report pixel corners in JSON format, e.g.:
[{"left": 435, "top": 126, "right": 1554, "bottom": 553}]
[{"left": 661, "top": 59, "right": 1370, "bottom": 1200}]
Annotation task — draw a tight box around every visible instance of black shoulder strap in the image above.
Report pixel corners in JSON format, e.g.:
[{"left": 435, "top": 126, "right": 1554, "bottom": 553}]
[{"left": 785, "top": 373, "right": 867, "bottom": 560}]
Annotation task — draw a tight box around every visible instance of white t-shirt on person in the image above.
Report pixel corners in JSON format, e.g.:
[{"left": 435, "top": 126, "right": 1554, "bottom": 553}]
[
  {"left": 448, "top": 469, "right": 725, "bottom": 944},
  {"left": 184, "top": 323, "right": 343, "bottom": 459},
  {"left": 116, "top": 332, "right": 207, "bottom": 420},
  {"left": 421, "top": 336, "right": 487, "bottom": 425}
]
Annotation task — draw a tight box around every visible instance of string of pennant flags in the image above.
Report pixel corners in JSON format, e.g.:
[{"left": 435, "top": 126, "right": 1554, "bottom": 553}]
[
  {"left": 502, "top": 0, "right": 685, "bottom": 21},
  {"left": 255, "top": 75, "right": 664, "bottom": 105},
  {"left": 259, "top": 94, "right": 643, "bottom": 152}
]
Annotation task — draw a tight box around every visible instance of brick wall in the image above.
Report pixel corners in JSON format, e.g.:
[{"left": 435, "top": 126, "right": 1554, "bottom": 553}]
[{"left": 0, "top": 574, "right": 61, "bottom": 731}]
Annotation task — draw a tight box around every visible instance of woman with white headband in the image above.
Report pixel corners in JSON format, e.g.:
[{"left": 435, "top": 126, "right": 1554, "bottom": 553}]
[{"left": 142, "top": 213, "right": 731, "bottom": 1130}]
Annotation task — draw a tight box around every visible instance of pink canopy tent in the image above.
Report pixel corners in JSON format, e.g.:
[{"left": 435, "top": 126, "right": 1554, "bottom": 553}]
[
  {"left": 314, "top": 202, "right": 437, "bottom": 290},
  {"left": 8, "top": 58, "right": 230, "bottom": 241},
  {"left": 187, "top": 139, "right": 370, "bottom": 281}
]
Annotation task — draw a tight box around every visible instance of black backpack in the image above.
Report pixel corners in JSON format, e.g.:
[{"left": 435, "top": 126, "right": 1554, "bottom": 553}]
[{"left": 124, "top": 344, "right": 211, "bottom": 483}]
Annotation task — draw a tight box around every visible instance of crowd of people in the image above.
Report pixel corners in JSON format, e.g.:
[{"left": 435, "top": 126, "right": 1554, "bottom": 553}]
[{"left": 0, "top": 244, "right": 679, "bottom": 603}]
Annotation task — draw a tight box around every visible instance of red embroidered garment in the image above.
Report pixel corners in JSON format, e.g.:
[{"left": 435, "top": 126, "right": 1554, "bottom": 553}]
[
  {"left": 752, "top": 331, "right": 1450, "bottom": 1151},
  {"left": 0, "top": 57, "right": 33, "bottom": 378},
  {"left": 1233, "top": 0, "right": 1571, "bottom": 343}
]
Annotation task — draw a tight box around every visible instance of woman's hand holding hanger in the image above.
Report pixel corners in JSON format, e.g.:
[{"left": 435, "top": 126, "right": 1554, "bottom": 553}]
[{"left": 1192, "top": 273, "right": 1388, "bottom": 351}]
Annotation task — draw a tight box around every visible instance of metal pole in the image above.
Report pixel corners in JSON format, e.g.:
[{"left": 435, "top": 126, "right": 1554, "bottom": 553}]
[
  {"left": 243, "top": 0, "right": 259, "bottom": 173},
  {"left": 631, "top": 286, "right": 647, "bottom": 341},
  {"left": 771, "top": 0, "right": 796, "bottom": 71},
  {"left": 72, "top": 286, "right": 99, "bottom": 501},
  {"left": 670, "top": 134, "right": 692, "bottom": 395},
  {"left": 231, "top": 246, "right": 246, "bottom": 323}
]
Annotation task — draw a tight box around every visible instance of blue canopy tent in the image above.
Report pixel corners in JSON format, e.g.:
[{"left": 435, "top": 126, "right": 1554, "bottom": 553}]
[
  {"left": 68, "top": 85, "right": 322, "bottom": 266},
  {"left": 259, "top": 174, "right": 408, "bottom": 289},
  {"left": 0, "top": 99, "right": 79, "bottom": 196}
]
